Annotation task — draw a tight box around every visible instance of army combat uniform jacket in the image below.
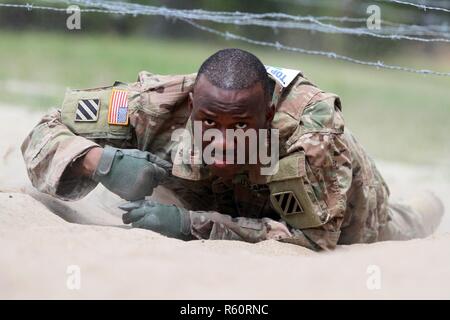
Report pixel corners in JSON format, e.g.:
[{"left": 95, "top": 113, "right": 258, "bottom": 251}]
[{"left": 22, "top": 66, "right": 398, "bottom": 250}]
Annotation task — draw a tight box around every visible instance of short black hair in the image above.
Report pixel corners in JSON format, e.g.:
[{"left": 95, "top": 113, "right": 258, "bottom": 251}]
[{"left": 195, "top": 48, "right": 270, "bottom": 100}]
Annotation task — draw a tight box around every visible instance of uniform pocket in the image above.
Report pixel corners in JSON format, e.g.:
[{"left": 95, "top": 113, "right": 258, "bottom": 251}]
[
  {"left": 27, "top": 129, "right": 52, "bottom": 166},
  {"left": 267, "top": 152, "right": 330, "bottom": 229}
]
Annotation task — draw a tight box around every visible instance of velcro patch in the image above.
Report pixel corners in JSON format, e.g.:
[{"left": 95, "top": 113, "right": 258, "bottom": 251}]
[
  {"left": 108, "top": 89, "right": 129, "bottom": 125},
  {"left": 75, "top": 99, "right": 100, "bottom": 122},
  {"left": 273, "top": 191, "right": 304, "bottom": 215}
]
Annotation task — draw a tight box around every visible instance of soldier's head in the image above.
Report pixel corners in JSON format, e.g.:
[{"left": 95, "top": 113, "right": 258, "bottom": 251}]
[{"left": 189, "top": 48, "right": 275, "bottom": 179}]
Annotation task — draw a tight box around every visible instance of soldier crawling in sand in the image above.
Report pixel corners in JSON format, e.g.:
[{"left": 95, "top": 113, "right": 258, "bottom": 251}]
[{"left": 21, "top": 48, "right": 444, "bottom": 250}]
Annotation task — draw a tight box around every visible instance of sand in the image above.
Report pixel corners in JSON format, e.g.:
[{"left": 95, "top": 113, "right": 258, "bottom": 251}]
[{"left": 0, "top": 104, "right": 449, "bottom": 299}]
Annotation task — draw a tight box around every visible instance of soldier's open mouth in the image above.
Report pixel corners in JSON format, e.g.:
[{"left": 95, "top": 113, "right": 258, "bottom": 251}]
[
  {"left": 211, "top": 158, "right": 230, "bottom": 168},
  {"left": 209, "top": 158, "right": 245, "bottom": 171},
  {"left": 212, "top": 159, "right": 227, "bottom": 167}
]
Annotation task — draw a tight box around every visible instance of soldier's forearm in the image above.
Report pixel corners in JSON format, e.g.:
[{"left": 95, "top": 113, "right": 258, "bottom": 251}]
[
  {"left": 21, "top": 109, "right": 101, "bottom": 200},
  {"left": 278, "top": 229, "right": 323, "bottom": 251},
  {"left": 188, "top": 210, "right": 268, "bottom": 242},
  {"left": 188, "top": 210, "right": 323, "bottom": 251},
  {"left": 76, "top": 147, "right": 103, "bottom": 177}
]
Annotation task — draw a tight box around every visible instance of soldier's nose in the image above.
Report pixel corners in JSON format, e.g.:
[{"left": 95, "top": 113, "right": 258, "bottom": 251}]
[
  {"left": 208, "top": 135, "right": 237, "bottom": 163},
  {"left": 209, "top": 134, "right": 227, "bottom": 150}
]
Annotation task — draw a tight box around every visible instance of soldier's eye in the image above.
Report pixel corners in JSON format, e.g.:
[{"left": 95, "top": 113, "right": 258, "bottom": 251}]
[
  {"left": 235, "top": 122, "right": 248, "bottom": 129},
  {"left": 203, "top": 119, "right": 216, "bottom": 126}
]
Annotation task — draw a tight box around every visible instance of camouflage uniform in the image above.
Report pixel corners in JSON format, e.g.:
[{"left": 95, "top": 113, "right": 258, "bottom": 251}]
[{"left": 21, "top": 68, "right": 440, "bottom": 251}]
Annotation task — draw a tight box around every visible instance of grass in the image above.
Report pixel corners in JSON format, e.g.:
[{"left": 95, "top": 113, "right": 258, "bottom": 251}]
[{"left": 0, "top": 30, "right": 449, "bottom": 165}]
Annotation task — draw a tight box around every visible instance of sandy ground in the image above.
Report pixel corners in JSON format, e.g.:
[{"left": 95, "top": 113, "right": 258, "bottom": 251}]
[{"left": 0, "top": 104, "right": 449, "bottom": 299}]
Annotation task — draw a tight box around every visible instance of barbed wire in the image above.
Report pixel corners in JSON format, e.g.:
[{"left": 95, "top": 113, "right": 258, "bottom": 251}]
[
  {"left": 5, "top": 0, "right": 449, "bottom": 39},
  {"left": 376, "top": 0, "right": 450, "bottom": 13},
  {"left": 48, "top": 0, "right": 450, "bottom": 41},
  {"left": 1, "top": 1, "right": 449, "bottom": 77},
  {"left": 177, "top": 10, "right": 450, "bottom": 38},
  {"left": 0, "top": 2, "right": 116, "bottom": 13},
  {"left": 181, "top": 19, "right": 450, "bottom": 77},
  {"left": 309, "top": 17, "right": 450, "bottom": 42},
  {"left": 287, "top": 0, "right": 450, "bottom": 12}
]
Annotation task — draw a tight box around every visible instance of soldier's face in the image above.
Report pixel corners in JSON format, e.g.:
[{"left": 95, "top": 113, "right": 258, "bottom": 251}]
[{"left": 189, "top": 75, "right": 274, "bottom": 179}]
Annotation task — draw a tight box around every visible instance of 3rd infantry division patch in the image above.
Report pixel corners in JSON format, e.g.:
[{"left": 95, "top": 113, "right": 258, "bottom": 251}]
[
  {"left": 273, "top": 191, "right": 304, "bottom": 215},
  {"left": 75, "top": 99, "right": 100, "bottom": 122}
]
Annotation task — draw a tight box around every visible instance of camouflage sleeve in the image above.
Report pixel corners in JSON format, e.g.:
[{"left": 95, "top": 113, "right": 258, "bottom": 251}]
[
  {"left": 21, "top": 73, "right": 195, "bottom": 201},
  {"left": 278, "top": 132, "right": 352, "bottom": 250},
  {"left": 280, "top": 97, "right": 353, "bottom": 250},
  {"left": 187, "top": 210, "right": 320, "bottom": 250},
  {"left": 21, "top": 109, "right": 100, "bottom": 200},
  {"left": 188, "top": 210, "right": 267, "bottom": 242}
]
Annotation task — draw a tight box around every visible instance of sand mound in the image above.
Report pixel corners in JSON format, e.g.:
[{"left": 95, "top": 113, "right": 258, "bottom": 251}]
[
  {"left": 1, "top": 105, "right": 449, "bottom": 299},
  {"left": 1, "top": 192, "right": 449, "bottom": 299}
]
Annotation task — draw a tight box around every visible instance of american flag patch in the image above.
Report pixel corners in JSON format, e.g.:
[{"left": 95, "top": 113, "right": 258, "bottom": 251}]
[
  {"left": 75, "top": 99, "right": 100, "bottom": 122},
  {"left": 273, "top": 191, "right": 304, "bottom": 215},
  {"left": 108, "top": 89, "right": 129, "bottom": 125}
]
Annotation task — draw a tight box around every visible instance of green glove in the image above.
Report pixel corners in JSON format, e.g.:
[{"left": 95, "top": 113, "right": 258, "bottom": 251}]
[
  {"left": 119, "top": 200, "right": 191, "bottom": 240},
  {"left": 92, "top": 146, "right": 172, "bottom": 201}
]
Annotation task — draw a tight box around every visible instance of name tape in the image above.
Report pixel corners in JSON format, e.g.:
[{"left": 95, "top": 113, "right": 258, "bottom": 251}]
[{"left": 265, "top": 65, "right": 301, "bottom": 88}]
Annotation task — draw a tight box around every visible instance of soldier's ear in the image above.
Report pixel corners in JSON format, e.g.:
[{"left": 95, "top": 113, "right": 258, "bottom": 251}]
[
  {"left": 266, "top": 102, "right": 275, "bottom": 125},
  {"left": 188, "top": 92, "right": 194, "bottom": 113}
]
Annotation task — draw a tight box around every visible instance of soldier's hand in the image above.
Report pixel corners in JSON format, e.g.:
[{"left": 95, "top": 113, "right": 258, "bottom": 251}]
[
  {"left": 263, "top": 218, "right": 293, "bottom": 240},
  {"left": 119, "top": 200, "right": 191, "bottom": 239},
  {"left": 92, "top": 146, "right": 172, "bottom": 201}
]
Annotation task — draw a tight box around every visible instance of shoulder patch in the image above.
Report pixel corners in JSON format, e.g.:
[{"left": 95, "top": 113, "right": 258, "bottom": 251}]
[
  {"left": 75, "top": 99, "right": 100, "bottom": 122},
  {"left": 265, "top": 65, "right": 301, "bottom": 88},
  {"left": 108, "top": 89, "right": 129, "bottom": 126},
  {"left": 273, "top": 191, "right": 304, "bottom": 215},
  {"left": 61, "top": 84, "right": 133, "bottom": 140}
]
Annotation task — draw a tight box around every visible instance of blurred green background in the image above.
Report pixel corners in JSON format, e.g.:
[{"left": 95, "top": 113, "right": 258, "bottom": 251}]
[{"left": 0, "top": 0, "right": 449, "bottom": 166}]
